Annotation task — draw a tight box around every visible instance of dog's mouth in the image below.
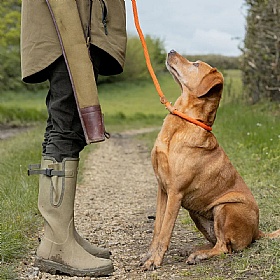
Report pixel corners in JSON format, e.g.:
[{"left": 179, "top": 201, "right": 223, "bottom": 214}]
[
  {"left": 166, "top": 60, "right": 183, "bottom": 91},
  {"left": 166, "top": 61, "right": 178, "bottom": 76}
]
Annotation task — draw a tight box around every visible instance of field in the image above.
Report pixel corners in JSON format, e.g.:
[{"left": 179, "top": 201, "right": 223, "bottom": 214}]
[{"left": 0, "top": 71, "right": 279, "bottom": 279}]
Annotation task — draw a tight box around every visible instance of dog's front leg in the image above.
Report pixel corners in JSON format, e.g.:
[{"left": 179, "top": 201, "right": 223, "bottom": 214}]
[
  {"left": 151, "top": 184, "right": 168, "bottom": 243},
  {"left": 140, "top": 184, "right": 167, "bottom": 266},
  {"left": 141, "top": 190, "right": 182, "bottom": 270}
]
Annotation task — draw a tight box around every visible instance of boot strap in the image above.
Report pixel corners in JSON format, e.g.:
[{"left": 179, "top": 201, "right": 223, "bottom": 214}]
[{"left": 28, "top": 164, "right": 66, "bottom": 177}]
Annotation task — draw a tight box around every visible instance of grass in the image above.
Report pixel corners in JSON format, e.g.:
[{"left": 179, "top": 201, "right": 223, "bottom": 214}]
[
  {"left": 0, "top": 70, "right": 279, "bottom": 279},
  {"left": 0, "top": 90, "right": 47, "bottom": 125},
  {"left": 0, "top": 70, "right": 238, "bottom": 126},
  {"left": 221, "top": 69, "right": 244, "bottom": 105},
  {"left": 0, "top": 126, "right": 44, "bottom": 279},
  {"left": 176, "top": 238, "right": 280, "bottom": 279}
]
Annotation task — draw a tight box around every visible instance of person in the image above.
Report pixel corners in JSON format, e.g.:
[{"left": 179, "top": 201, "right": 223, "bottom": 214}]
[{"left": 21, "top": 0, "right": 127, "bottom": 277}]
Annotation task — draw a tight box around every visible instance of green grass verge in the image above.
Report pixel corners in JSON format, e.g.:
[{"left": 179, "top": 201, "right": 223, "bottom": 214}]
[
  {"left": 0, "top": 126, "right": 44, "bottom": 279},
  {"left": 0, "top": 70, "right": 238, "bottom": 126},
  {"left": 0, "top": 90, "right": 47, "bottom": 125}
]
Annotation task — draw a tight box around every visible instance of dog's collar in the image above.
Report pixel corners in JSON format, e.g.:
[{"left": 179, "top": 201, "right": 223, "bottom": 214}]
[
  {"left": 172, "top": 109, "right": 212, "bottom": 131},
  {"left": 161, "top": 97, "right": 212, "bottom": 131}
]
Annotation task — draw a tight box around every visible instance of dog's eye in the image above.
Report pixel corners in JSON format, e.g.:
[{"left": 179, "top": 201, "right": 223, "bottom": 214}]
[{"left": 193, "top": 62, "right": 200, "bottom": 67}]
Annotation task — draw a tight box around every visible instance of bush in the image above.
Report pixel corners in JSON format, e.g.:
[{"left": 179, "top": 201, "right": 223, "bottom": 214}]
[
  {"left": 98, "top": 35, "right": 166, "bottom": 84},
  {"left": 0, "top": 47, "right": 22, "bottom": 91},
  {"left": 242, "top": 0, "right": 280, "bottom": 103}
]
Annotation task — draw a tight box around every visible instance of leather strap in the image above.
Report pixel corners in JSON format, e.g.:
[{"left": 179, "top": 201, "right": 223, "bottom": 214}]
[
  {"left": 28, "top": 164, "right": 75, "bottom": 178},
  {"left": 45, "top": 0, "right": 105, "bottom": 143},
  {"left": 28, "top": 164, "right": 65, "bottom": 177}
]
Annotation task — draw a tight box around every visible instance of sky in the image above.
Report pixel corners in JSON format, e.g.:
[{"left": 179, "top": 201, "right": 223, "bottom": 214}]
[{"left": 125, "top": 0, "right": 247, "bottom": 56}]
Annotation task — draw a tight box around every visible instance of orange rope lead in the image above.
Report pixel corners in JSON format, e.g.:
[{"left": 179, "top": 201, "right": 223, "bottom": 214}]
[
  {"left": 131, "top": 0, "right": 212, "bottom": 132},
  {"left": 131, "top": 0, "right": 172, "bottom": 110}
]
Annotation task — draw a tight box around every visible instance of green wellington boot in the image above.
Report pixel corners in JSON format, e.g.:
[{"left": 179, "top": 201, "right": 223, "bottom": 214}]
[
  {"left": 29, "top": 157, "right": 113, "bottom": 277},
  {"left": 37, "top": 156, "right": 110, "bottom": 259}
]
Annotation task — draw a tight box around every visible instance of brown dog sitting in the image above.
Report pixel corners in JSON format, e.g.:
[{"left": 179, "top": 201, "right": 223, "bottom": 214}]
[{"left": 141, "top": 50, "right": 280, "bottom": 270}]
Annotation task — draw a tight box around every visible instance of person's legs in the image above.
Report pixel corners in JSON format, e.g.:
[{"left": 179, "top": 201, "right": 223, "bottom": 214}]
[
  {"left": 41, "top": 110, "right": 52, "bottom": 155},
  {"left": 31, "top": 53, "right": 113, "bottom": 276},
  {"left": 42, "top": 48, "right": 102, "bottom": 160},
  {"left": 43, "top": 56, "right": 86, "bottom": 162}
]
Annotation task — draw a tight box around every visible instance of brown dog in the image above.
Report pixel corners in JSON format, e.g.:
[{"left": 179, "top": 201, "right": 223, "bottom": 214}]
[{"left": 141, "top": 50, "right": 280, "bottom": 270}]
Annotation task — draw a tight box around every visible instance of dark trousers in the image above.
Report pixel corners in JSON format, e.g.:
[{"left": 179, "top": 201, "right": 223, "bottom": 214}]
[{"left": 42, "top": 48, "right": 101, "bottom": 162}]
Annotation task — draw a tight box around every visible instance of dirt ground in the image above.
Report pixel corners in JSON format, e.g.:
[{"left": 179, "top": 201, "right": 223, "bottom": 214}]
[
  {"left": 17, "top": 128, "right": 202, "bottom": 279},
  {"left": 0, "top": 125, "right": 30, "bottom": 140}
]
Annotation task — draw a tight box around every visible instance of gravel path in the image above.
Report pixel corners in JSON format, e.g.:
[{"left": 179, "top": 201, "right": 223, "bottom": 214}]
[{"left": 19, "top": 129, "right": 199, "bottom": 279}]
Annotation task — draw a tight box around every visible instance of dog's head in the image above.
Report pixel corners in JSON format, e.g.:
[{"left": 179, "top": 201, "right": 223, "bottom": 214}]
[{"left": 166, "top": 50, "right": 224, "bottom": 126}]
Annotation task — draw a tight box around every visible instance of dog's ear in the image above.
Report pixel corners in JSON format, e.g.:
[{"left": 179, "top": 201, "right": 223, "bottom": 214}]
[{"left": 195, "top": 69, "right": 224, "bottom": 97}]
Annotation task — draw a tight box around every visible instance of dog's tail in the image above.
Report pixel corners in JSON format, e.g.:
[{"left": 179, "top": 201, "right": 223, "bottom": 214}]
[{"left": 258, "top": 229, "right": 280, "bottom": 239}]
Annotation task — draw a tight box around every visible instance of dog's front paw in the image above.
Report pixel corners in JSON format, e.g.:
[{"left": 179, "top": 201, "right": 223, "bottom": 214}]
[
  {"left": 139, "top": 252, "right": 151, "bottom": 267},
  {"left": 140, "top": 252, "right": 162, "bottom": 271},
  {"left": 141, "top": 258, "right": 161, "bottom": 271}
]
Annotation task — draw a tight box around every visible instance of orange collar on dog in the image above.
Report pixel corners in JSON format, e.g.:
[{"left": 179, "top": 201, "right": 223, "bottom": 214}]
[{"left": 131, "top": 0, "right": 212, "bottom": 132}]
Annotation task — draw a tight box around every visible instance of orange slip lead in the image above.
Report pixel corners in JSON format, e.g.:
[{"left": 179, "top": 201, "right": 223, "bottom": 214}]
[{"left": 131, "top": 0, "right": 212, "bottom": 132}]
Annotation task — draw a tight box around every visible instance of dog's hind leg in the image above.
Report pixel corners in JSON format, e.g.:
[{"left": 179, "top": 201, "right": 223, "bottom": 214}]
[
  {"left": 187, "top": 203, "right": 259, "bottom": 264},
  {"left": 141, "top": 190, "right": 182, "bottom": 270},
  {"left": 189, "top": 211, "right": 216, "bottom": 245}
]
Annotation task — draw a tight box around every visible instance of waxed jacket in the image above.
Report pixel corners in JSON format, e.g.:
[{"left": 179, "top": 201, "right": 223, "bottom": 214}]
[{"left": 21, "top": 0, "right": 127, "bottom": 83}]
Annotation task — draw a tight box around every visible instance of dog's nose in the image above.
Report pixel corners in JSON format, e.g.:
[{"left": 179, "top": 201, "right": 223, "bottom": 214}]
[{"left": 168, "top": 50, "right": 177, "bottom": 58}]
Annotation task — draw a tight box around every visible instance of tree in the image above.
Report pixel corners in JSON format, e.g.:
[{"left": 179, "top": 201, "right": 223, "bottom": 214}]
[
  {"left": 122, "top": 35, "right": 166, "bottom": 80},
  {"left": 0, "top": 0, "right": 22, "bottom": 91},
  {"left": 99, "top": 35, "right": 166, "bottom": 83},
  {"left": 0, "top": 2, "right": 166, "bottom": 91},
  {"left": 0, "top": 0, "right": 21, "bottom": 48},
  {"left": 242, "top": 0, "right": 280, "bottom": 103}
]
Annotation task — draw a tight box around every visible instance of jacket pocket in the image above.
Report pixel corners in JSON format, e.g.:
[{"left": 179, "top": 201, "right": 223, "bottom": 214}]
[{"left": 99, "top": 0, "right": 108, "bottom": 35}]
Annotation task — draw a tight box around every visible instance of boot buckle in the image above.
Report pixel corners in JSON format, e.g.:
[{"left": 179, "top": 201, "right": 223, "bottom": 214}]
[
  {"left": 45, "top": 168, "right": 54, "bottom": 177},
  {"left": 28, "top": 164, "right": 65, "bottom": 177}
]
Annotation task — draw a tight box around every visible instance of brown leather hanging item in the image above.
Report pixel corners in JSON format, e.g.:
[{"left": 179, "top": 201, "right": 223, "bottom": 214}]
[{"left": 45, "top": 0, "right": 106, "bottom": 144}]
